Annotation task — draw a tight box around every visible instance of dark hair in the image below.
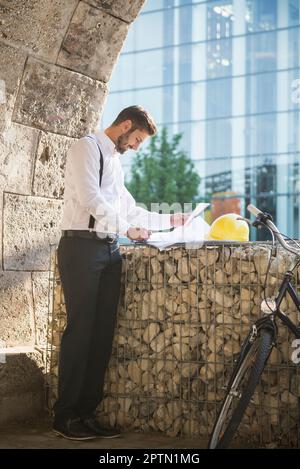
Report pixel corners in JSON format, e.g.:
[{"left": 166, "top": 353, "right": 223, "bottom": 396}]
[{"left": 111, "top": 105, "right": 157, "bottom": 135}]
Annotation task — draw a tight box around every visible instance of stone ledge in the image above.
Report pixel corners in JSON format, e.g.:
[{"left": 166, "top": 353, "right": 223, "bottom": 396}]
[{"left": 0, "top": 346, "right": 35, "bottom": 354}]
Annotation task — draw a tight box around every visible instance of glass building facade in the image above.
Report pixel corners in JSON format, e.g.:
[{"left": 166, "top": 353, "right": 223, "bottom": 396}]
[{"left": 102, "top": 0, "right": 300, "bottom": 239}]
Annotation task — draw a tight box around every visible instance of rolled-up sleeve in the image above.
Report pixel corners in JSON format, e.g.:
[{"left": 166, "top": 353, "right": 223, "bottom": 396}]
[
  {"left": 122, "top": 186, "right": 172, "bottom": 231},
  {"left": 70, "top": 138, "right": 131, "bottom": 235}
]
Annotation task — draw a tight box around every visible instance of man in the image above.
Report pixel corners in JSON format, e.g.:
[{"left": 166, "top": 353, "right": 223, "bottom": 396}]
[{"left": 53, "top": 105, "right": 188, "bottom": 440}]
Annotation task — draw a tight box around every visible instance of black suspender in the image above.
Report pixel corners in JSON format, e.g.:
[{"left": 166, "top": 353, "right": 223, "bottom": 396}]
[{"left": 85, "top": 135, "right": 104, "bottom": 230}]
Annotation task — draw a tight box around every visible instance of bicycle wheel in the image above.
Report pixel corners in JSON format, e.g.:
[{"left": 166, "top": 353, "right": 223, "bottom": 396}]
[{"left": 208, "top": 328, "right": 274, "bottom": 449}]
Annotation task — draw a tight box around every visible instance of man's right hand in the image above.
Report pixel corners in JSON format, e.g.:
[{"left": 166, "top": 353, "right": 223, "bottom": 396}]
[{"left": 127, "top": 227, "right": 151, "bottom": 241}]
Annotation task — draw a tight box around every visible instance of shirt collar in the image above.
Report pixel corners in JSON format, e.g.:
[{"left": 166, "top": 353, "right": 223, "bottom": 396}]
[{"left": 94, "top": 129, "right": 118, "bottom": 157}]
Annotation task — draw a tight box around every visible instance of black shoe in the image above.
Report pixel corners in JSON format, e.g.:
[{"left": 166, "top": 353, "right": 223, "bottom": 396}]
[
  {"left": 82, "top": 417, "right": 121, "bottom": 439},
  {"left": 53, "top": 417, "right": 97, "bottom": 440}
]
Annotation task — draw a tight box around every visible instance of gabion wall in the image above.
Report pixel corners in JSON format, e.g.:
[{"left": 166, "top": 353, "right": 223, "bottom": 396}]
[{"left": 46, "top": 242, "right": 300, "bottom": 448}]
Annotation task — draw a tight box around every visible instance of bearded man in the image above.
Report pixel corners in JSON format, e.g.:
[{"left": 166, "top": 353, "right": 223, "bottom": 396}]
[{"left": 53, "top": 106, "right": 187, "bottom": 440}]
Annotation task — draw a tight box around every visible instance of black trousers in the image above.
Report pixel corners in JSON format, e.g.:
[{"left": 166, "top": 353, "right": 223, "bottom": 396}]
[{"left": 53, "top": 236, "right": 122, "bottom": 423}]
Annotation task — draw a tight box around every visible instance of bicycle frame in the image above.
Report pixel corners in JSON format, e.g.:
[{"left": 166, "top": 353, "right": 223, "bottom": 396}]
[
  {"left": 226, "top": 268, "right": 300, "bottom": 391},
  {"left": 273, "top": 270, "right": 300, "bottom": 339}
]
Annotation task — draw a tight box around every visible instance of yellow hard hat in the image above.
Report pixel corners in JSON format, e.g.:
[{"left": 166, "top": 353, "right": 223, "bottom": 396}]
[{"left": 208, "top": 213, "right": 249, "bottom": 242}]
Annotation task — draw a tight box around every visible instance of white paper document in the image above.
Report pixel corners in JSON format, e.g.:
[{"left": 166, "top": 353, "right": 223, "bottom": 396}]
[
  {"left": 183, "top": 203, "right": 210, "bottom": 226},
  {"left": 146, "top": 203, "right": 210, "bottom": 250}
]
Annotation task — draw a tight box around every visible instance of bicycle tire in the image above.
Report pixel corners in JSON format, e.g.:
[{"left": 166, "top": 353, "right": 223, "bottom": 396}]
[{"left": 209, "top": 328, "right": 274, "bottom": 449}]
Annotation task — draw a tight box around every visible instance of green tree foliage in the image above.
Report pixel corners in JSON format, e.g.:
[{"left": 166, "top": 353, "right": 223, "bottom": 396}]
[{"left": 126, "top": 128, "right": 201, "bottom": 209}]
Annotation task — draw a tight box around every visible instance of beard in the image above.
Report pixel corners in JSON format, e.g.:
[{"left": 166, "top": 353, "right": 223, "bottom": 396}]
[{"left": 115, "top": 130, "right": 133, "bottom": 154}]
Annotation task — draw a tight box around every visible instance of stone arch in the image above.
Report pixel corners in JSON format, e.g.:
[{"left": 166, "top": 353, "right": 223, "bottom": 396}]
[{"left": 0, "top": 1, "right": 145, "bottom": 351}]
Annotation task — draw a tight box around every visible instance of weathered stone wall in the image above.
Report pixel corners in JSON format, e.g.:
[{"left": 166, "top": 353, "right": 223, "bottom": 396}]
[
  {"left": 49, "top": 243, "right": 300, "bottom": 447},
  {"left": 0, "top": 0, "right": 145, "bottom": 422}
]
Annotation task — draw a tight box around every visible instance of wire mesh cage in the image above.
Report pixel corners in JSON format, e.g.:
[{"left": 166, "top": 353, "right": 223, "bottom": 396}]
[{"left": 46, "top": 241, "right": 300, "bottom": 447}]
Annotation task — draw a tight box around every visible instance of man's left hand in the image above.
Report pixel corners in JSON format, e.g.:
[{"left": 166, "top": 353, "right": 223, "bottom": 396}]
[{"left": 170, "top": 213, "right": 190, "bottom": 227}]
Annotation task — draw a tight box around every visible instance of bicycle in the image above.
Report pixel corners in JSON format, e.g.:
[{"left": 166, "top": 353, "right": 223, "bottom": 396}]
[{"left": 208, "top": 204, "right": 300, "bottom": 449}]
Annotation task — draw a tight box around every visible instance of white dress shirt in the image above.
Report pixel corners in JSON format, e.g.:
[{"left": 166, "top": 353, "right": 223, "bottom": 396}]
[{"left": 61, "top": 129, "right": 172, "bottom": 235}]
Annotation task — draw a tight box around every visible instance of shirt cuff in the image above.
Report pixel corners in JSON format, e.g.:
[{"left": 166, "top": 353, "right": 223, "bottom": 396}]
[{"left": 118, "top": 219, "right": 131, "bottom": 237}]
